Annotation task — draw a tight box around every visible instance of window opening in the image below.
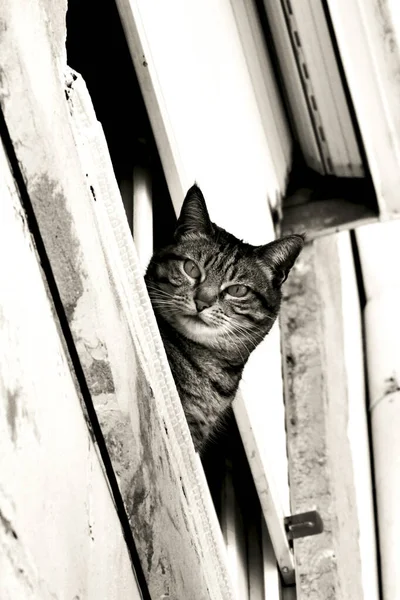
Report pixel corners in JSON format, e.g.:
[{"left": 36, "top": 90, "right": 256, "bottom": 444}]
[{"left": 66, "top": 2, "right": 280, "bottom": 594}]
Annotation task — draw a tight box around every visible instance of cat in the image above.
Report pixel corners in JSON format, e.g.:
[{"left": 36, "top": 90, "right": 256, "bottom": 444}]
[{"left": 145, "top": 184, "right": 304, "bottom": 453}]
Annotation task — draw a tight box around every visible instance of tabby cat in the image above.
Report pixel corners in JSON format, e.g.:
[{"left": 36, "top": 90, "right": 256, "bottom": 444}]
[{"left": 145, "top": 185, "right": 304, "bottom": 452}]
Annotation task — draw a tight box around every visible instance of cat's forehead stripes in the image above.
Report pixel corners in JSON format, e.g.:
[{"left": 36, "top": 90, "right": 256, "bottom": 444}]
[
  {"left": 203, "top": 253, "right": 220, "bottom": 271},
  {"left": 202, "top": 247, "right": 238, "bottom": 277}
]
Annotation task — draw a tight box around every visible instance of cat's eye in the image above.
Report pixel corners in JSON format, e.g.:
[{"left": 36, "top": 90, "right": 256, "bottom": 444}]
[
  {"left": 183, "top": 259, "right": 201, "bottom": 279},
  {"left": 226, "top": 284, "right": 249, "bottom": 298}
]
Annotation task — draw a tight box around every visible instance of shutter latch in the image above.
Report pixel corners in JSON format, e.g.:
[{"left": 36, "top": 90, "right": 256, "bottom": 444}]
[{"left": 284, "top": 510, "right": 323, "bottom": 541}]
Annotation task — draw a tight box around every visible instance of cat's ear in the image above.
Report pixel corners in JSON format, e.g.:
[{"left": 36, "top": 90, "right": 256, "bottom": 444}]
[
  {"left": 258, "top": 234, "right": 305, "bottom": 287},
  {"left": 175, "top": 184, "right": 213, "bottom": 238}
]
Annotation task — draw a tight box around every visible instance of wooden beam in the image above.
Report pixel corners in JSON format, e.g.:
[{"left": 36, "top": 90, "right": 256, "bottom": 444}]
[
  {"left": 0, "top": 138, "right": 142, "bottom": 600},
  {"left": 280, "top": 233, "right": 379, "bottom": 600},
  {"left": 281, "top": 198, "right": 378, "bottom": 239},
  {"left": 356, "top": 221, "right": 400, "bottom": 599}
]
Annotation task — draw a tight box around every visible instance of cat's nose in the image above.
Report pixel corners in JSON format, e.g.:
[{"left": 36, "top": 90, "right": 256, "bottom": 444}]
[
  {"left": 194, "top": 286, "right": 218, "bottom": 312},
  {"left": 195, "top": 298, "right": 212, "bottom": 312}
]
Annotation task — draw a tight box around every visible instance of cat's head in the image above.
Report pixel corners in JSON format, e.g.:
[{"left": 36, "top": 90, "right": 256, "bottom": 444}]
[{"left": 145, "top": 185, "right": 304, "bottom": 358}]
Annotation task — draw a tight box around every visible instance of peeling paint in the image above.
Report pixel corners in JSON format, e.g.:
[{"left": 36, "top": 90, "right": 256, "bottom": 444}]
[
  {"left": 0, "top": 509, "right": 18, "bottom": 539},
  {"left": 376, "top": 0, "right": 400, "bottom": 55},
  {"left": 6, "top": 387, "right": 19, "bottom": 443},
  {"left": 30, "top": 174, "right": 84, "bottom": 321},
  {"left": 384, "top": 374, "right": 400, "bottom": 395},
  {"left": 85, "top": 358, "right": 115, "bottom": 396},
  {"left": 131, "top": 365, "right": 157, "bottom": 576}
]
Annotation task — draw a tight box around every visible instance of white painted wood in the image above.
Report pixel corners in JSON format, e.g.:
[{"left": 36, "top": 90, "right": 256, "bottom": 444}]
[
  {"left": 194, "top": 453, "right": 235, "bottom": 597},
  {"left": 262, "top": 0, "right": 321, "bottom": 173},
  {"left": 355, "top": 219, "right": 400, "bottom": 300},
  {"left": 0, "top": 139, "right": 142, "bottom": 600},
  {"left": 263, "top": 0, "right": 363, "bottom": 176},
  {"left": 261, "top": 520, "right": 282, "bottom": 600},
  {"left": 294, "top": 0, "right": 363, "bottom": 176},
  {"left": 230, "top": 0, "right": 292, "bottom": 194},
  {"left": 133, "top": 165, "right": 153, "bottom": 273},
  {"left": 115, "top": 0, "right": 287, "bottom": 235},
  {"left": 336, "top": 232, "right": 379, "bottom": 600},
  {"left": 325, "top": 0, "right": 400, "bottom": 215},
  {"left": 356, "top": 221, "right": 400, "bottom": 600},
  {"left": 220, "top": 462, "right": 249, "bottom": 600},
  {"left": 389, "top": 0, "right": 400, "bottom": 44},
  {"left": 234, "top": 389, "right": 295, "bottom": 584},
  {"left": 66, "top": 71, "right": 235, "bottom": 599},
  {"left": 0, "top": 0, "right": 235, "bottom": 592}
]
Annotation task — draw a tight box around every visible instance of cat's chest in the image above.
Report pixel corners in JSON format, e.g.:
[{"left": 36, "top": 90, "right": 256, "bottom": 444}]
[{"left": 164, "top": 336, "right": 242, "bottom": 405}]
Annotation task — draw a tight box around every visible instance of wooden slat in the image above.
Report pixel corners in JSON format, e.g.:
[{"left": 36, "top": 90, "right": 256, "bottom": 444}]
[
  {"left": 261, "top": 521, "right": 282, "bottom": 600},
  {"left": 220, "top": 461, "right": 249, "bottom": 600},
  {"left": 0, "top": 1, "right": 234, "bottom": 597},
  {"left": 263, "top": 0, "right": 363, "bottom": 176},
  {"left": 66, "top": 70, "right": 235, "bottom": 599},
  {"left": 0, "top": 139, "right": 142, "bottom": 600},
  {"left": 280, "top": 233, "right": 379, "bottom": 600},
  {"left": 356, "top": 221, "right": 400, "bottom": 600},
  {"left": 290, "top": 0, "right": 363, "bottom": 176},
  {"left": 247, "top": 517, "right": 264, "bottom": 600},
  {"left": 133, "top": 165, "right": 153, "bottom": 273},
  {"left": 115, "top": 0, "right": 288, "bottom": 236},
  {"left": 262, "top": 0, "right": 322, "bottom": 173},
  {"left": 230, "top": 0, "right": 292, "bottom": 194},
  {"left": 325, "top": 0, "right": 400, "bottom": 215},
  {"left": 282, "top": 585, "right": 297, "bottom": 600},
  {"left": 234, "top": 388, "right": 295, "bottom": 582}
]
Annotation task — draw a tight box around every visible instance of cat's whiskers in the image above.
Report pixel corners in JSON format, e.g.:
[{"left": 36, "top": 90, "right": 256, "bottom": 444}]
[
  {"left": 262, "top": 314, "right": 276, "bottom": 322},
  {"left": 220, "top": 328, "right": 249, "bottom": 363},
  {"left": 146, "top": 284, "right": 179, "bottom": 300},
  {"left": 148, "top": 288, "right": 188, "bottom": 309},
  {"left": 232, "top": 327, "right": 260, "bottom": 351},
  {"left": 150, "top": 298, "right": 182, "bottom": 317},
  {"left": 226, "top": 321, "right": 260, "bottom": 353},
  {"left": 217, "top": 317, "right": 254, "bottom": 360}
]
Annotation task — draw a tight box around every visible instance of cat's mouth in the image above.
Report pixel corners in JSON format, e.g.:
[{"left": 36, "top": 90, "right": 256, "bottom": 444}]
[
  {"left": 176, "top": 313, "right": 223, "bottom": 346},
  {"left": 182, "top": 312, "right": 212, "bottom": 326}
]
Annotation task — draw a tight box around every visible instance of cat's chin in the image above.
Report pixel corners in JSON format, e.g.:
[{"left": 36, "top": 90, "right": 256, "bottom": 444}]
[{"left": 174, "top": 314, "right": 221, "bottom": 346}]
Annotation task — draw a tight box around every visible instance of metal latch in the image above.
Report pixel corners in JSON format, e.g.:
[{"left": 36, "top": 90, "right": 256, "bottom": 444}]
[{"left": 284, "top": 510, "right": 324, "bottom": 541}]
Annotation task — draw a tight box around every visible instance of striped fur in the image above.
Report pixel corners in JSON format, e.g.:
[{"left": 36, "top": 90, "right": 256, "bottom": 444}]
[{"left": 145, "top": 185, "right": 304, "bottom": 452}]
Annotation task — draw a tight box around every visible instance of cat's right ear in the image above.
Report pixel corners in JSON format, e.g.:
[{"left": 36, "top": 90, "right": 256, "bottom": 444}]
[
  {"left": 258, "top": 234, "right": 305, "bottom": 287},
  {"left": 175, "top": 184, "right": 213, "bottom": 239}
]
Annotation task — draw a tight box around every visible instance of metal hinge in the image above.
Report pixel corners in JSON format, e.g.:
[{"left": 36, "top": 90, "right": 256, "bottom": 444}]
[{"left": 284, "top": 510, "right": 324, "bottom": 541}]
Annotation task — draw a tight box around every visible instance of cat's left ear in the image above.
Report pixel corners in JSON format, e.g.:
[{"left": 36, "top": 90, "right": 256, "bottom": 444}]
[
  {"left": 258, "top": 234, "right": 305, "bottom": 287},
  {"left": 175, "top": 184, "right": 213, "bottom": 239}
]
